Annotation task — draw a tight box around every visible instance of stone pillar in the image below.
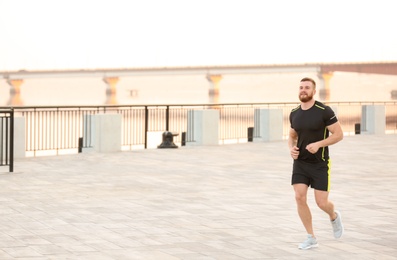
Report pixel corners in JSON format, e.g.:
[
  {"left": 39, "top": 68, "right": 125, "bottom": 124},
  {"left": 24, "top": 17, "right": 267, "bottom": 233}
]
[
  {"left": 206, "top": 74, "right": 222, "bottom": 104},
  {"left": 103, "top": 77, "right": 119, "bottom": 105},
  {"left": 83, "top": 114, "right": 122, "bottom": 152},
  {"left": 7, "top": 79, "right": 24, "bottom": 106},
  {"left": 253, "top": 108, "right": 283, "bottom": 142},
  {"left": 391, "top": 90, "right": 397, "bottom": 100},
  {"left": 317, "top": 72, "right": 333, "bottom": 101},
  {"left": 186, "top": 110, "right": 219, "bottom": 146},
  {"left": 361, "top": 105, "right": 385, "bottom": 134},
  {"left": 13, "top": 117, "right": 26, "bottom": 158}
]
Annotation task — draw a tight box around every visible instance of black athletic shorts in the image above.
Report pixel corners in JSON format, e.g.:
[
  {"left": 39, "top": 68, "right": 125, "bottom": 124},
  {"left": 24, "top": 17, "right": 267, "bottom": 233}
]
[{"left": 291, "top": 159, "right": 331, "bottom": 192}]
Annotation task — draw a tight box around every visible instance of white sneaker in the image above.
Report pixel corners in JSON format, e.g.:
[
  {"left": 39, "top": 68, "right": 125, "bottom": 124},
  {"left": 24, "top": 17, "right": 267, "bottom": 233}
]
[
  {"left": 298, "top": 234, "right": 318, "bottom": 250},
  {"left": 331, "top": 210, "right": 344, "bottom": 238}
]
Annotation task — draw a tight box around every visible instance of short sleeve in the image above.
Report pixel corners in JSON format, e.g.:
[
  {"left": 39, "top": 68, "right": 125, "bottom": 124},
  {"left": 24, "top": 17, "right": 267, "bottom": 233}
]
[{"left": 324, "top": 106, "right": 338, "bottom": 126}]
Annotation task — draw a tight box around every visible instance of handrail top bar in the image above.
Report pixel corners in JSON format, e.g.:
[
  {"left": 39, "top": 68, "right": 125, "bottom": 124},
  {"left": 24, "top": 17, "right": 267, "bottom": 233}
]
[{"left": 0, "top": 101, "right": 396, "bottom": 110}]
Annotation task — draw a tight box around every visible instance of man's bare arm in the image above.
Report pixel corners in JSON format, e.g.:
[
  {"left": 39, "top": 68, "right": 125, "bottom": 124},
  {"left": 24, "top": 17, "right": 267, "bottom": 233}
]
[
  {"left": 288, "top": 128, "right": 299, "bottom": 159},
  {"left": 306, "top": 122, "right": 343, "bottom": 154}
]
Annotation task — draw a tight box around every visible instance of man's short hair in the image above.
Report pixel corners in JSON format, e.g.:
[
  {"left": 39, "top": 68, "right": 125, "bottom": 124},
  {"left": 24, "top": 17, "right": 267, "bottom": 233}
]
[{"left": 300, "top": 77, "right": 316, "bottom": 89}]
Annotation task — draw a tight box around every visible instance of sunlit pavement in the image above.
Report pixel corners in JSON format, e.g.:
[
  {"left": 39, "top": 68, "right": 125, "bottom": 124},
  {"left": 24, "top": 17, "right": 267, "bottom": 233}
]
[{"left": 0, "top": 134, "right": 396, "bottom": 259}]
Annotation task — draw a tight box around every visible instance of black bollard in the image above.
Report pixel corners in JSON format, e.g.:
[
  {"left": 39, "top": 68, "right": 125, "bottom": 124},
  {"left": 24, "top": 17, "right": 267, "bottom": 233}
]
[
  {"left": 158, "top": 131, "right": 179, "bottom": 148},
  {"left": 355, "top": 123, "right": 360, "bottom": 135}
]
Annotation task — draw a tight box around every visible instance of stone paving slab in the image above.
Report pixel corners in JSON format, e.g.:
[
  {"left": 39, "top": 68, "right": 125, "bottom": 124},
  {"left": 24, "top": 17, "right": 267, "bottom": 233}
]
[{"left": 0, "top": 134, "right": 396, "bottom": 259}]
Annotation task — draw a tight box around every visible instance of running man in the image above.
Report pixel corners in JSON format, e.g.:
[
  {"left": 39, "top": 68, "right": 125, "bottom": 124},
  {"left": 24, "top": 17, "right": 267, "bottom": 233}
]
[{"left": 288, "top": 77, "right": 344, "bottom": 249}]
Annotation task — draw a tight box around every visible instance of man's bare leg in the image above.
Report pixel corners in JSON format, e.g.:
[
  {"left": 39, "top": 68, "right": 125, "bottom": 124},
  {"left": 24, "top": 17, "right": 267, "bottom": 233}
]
[
  {"left": 293, "top": 184, "right": 314, "bottom": 236},
  {"left": 314, "top": 189, "right": 337, "bottom": 221}
]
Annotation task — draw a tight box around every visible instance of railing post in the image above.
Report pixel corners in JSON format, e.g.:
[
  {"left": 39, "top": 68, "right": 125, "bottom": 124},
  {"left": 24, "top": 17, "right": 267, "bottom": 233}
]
[
  {"left": 9, "top": 109, "right": 14, "bottom": 172},
  {"left": 166, "top": 106, "right": 170, "bottom": 131},
  {"left": 144, "top": 106, "right": 148, "bottom": 149}
]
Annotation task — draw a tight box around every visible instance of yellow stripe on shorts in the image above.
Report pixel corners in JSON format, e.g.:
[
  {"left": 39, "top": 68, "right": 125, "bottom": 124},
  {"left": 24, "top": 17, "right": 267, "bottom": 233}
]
[{"left": 327, "top": 159, "right": 332, "bottom": 192}]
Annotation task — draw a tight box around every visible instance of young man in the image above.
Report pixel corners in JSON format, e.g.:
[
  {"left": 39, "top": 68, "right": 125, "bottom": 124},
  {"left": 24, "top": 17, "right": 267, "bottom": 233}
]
[{"left": 288, "top": 77, "right": 344, "bottom": 249}]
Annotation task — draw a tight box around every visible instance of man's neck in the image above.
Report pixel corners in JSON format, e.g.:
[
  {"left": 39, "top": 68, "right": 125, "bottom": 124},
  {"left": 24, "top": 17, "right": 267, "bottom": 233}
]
[{"left": 301, "top": 99, "right": 315, "bottom": 110}]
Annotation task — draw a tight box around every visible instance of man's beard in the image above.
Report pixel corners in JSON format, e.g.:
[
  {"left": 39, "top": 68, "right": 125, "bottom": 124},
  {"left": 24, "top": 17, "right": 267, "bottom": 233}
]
[{"left": 299, "top": 93, "right": 313, "bottom": 102}]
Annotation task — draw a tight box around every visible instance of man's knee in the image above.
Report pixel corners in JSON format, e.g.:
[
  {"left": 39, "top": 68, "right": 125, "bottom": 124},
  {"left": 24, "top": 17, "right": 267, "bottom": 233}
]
[
  {"left": 295, "top": 193, "right": 307, "bottom": 205},
  {"left": 316, "top": 200, "right": 328, "bottom": 210},
  {"left": 314, "top": 189, "right": 331, "bottom": 209},
  {"left": 293, "top": 184, "right": 308, "bottom": 205}
]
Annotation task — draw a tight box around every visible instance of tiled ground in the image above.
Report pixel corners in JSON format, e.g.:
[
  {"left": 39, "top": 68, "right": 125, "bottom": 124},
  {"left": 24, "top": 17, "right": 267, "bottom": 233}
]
[{"left": 0, "top": 134, "right": 396, "bottom": 259}]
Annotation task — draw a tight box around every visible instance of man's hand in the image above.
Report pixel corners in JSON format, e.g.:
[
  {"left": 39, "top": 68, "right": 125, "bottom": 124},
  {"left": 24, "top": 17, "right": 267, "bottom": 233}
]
[
  {"left": 306, "top": 142, "right": 320, "bottom": 154},
  {"left": 290, "top": 146, "right": 300, "bottom": 159}
]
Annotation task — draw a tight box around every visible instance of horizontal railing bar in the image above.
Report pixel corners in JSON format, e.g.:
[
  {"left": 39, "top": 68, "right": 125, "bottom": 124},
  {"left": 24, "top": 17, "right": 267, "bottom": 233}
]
[{"left": 1, "top": 101, "right": 395, "bottom": 110}]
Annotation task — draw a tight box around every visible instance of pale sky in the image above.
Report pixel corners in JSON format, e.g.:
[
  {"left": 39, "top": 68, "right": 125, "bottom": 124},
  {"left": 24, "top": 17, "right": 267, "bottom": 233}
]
[{"left": 1, "top": 0, "right": 396, "bottom": 71}]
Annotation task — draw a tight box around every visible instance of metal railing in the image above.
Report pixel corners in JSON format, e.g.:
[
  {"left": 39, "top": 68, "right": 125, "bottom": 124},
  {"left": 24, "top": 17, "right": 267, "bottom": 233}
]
[
  {"left": 4, "top": 101, "right": 397, "bottom": 156},
  {"left": 0, "top": 109, "right": 14, "bottom": 171}
]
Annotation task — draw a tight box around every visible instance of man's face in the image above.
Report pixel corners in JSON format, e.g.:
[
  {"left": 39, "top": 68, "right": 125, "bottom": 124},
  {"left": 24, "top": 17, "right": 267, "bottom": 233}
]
[{"left": 299, "top": 81, "right": 316, "bottom": 102}]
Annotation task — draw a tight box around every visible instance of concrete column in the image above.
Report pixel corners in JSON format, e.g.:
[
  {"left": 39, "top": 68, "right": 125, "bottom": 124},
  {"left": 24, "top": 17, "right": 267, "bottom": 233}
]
[
  {"left": 186, "top": 110, "right": 219, "bottom": 146},
  {"left": 253, "top": 108, "right": 283, "bottom": 142},
  {"left": 206, "top": 74, "right": 222, "bottom": 104},
  {"left": 103, "top": 77, "right": 119, "bottom": 105},
  {"left": 83, "top": 114, "right": 122, "bottom": 152},
  {"left": 391, "top": 90, "right": 397, "bottom": 100},
  {"left": 7, "top": 79, "right": 24, "bottom": 106},
  {"left": 13, "top": 117, "right": 26, "bottom": 158},
  {"left": 361, "top": 105, "right": 385, "bottom": 134},
  {"left": 317, "top": 72, "right": 333, "bottom": 101}
]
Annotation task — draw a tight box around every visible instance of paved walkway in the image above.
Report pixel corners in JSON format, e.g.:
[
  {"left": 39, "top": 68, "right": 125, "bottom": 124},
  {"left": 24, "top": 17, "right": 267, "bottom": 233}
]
[{"left": 0, "top": 134, "right": 396, "bottom": 260}]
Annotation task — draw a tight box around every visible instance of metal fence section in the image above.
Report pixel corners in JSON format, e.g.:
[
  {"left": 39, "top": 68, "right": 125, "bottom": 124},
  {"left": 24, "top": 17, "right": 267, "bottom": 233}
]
[
  {"left": 18, "top": 107, "right": 97, "bottom": 156},
  {"left": 219, "top": 103, "right": 299, "bottom": 143},
  {"left": 0, "top": 109, "right": 14, "bottom": 172},
  {"left": 326, "top": 101, "right": 397, "bottom": 134},
  {"left": 3, "top": 101, "right": 397, "bottom": 156}
]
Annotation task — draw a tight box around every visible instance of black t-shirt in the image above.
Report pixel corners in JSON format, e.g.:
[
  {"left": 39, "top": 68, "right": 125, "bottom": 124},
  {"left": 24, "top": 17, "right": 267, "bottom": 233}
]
[{"left": 289, "top": 101, "right": 338, "bottom": 163}]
